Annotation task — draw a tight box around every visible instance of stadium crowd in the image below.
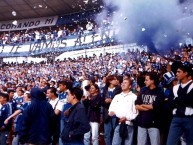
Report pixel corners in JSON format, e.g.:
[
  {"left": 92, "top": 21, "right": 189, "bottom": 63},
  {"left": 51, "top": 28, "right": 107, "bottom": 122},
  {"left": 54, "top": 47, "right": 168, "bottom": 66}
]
[
  {"left": 0, "top": 19, "right": 115, "bottom": 55},
  {"left": 0, "top": 42, "right": 193, "bottom": 145},
  {"left": 0, "top": 20, "right": 111, "bottom": 48},
  {"left": 0, "top": 24, "right": 90, "bottom": 44}
]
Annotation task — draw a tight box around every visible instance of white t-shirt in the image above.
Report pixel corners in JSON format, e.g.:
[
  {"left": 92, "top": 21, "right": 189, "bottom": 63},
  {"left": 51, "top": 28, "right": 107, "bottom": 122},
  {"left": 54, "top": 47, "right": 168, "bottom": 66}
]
[
  {"left": 81, "top": 80, "right": 89, "bottom": 98},
  {"left": 49, "top": 98, "right": 63, "bottom": 111},
  {"left": 35, "top": 31, "right": 40, "bottom": 40},
  {"left": 86, "top": 23, "right": 93, "bottom": 31},
  {"left": 58, "top": 30, "right": 63, "bottom": 37}
]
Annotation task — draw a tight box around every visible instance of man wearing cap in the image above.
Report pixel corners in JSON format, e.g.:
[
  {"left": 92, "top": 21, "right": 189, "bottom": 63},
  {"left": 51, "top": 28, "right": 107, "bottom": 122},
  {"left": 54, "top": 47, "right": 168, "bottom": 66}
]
[{"left": 167, "top": 62, "right": 193, "bottom": 145}]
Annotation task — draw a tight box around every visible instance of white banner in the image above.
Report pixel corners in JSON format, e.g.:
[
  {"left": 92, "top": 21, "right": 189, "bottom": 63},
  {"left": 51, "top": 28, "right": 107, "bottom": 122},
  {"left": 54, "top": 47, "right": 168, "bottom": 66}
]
[{"left": 0, "top": 16, "right": 58, "bottom": 31}]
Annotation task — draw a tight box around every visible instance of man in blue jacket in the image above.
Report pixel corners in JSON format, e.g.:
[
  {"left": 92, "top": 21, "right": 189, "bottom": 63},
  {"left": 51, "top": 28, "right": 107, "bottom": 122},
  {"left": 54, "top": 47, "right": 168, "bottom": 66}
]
[
  {"left": 19, "top": 88, "right": 55, "bottom": 145},
  {"left": 0, "top": 92, "right": 12, "bottom": 145},
  {"left": 61, "top": 87, "right": 90, "bottom": 145}
]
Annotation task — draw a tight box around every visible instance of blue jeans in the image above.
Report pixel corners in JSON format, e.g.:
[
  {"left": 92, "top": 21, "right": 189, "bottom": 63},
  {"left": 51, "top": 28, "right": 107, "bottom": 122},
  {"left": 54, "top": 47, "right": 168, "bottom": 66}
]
[
  {"left": 104, "top": 117, "right": 117, "bottom": 145},
  {"left": 84, "top": 122, "right": 99, "bottom": 145},
  {"left": 112, "top": 124, "right": 134, "bottom": 145},
  {"left": 181, "top": 134, "right": 186, "bottom": 145},
  {"left": 12, "top": 134, "right": 19, "bottom": 145},
  {"left": 59, "top": 119, "right": 64, "bottom": 145},
  {"left": 167, "top": 116, "right": 193, "bottom": 145},
  {"left": 137, "top": 126, "right": 160, "bottom": 145}
]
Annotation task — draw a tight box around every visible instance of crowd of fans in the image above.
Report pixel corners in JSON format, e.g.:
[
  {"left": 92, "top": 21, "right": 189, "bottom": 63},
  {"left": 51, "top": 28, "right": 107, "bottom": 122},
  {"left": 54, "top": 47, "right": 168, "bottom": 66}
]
[
  {"left": 0, "top": 41, "right": 193, "bottom": 145},
  {"left": 0, "top": 1, "right": 193, "bottom": 144},
  {"left": 0, "top": 19, "right": 115, "bottom": 54},
  {"left": 0, "top": 22, "right": 88, "bottom": 44}
]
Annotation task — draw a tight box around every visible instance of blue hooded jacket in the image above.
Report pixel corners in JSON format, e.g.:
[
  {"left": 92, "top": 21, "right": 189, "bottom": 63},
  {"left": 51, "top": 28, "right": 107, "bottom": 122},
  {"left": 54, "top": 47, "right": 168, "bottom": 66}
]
[{"left": 19, "top": 88, "right": 55, "bottom": 144}]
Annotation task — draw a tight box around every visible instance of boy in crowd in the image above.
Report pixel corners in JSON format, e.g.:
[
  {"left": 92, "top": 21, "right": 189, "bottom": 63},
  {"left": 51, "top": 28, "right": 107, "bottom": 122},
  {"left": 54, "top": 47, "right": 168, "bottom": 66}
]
[
  {"left": 61, "top": 87, "right": 90, "bottom": 145},
  {"left": 0, "top": 93, "right": 12, "bottom": 145},
  {"left": 135, "top": 72, "right": 164, "bottom": 145},
  {"left": 167, "top": 62, "right": 193, "bottom": 145},
  {"left": 4, "top": 91, "right": 31, "bottom": 145},
  {"left": 109, "top": 78, "right": 138, "bottom": 145},
  {"left": 58, "top": 80, "right": 72, "bottom": 145},
  {"left": 47, "top": 87, "right": 63, "bottom": 145}
]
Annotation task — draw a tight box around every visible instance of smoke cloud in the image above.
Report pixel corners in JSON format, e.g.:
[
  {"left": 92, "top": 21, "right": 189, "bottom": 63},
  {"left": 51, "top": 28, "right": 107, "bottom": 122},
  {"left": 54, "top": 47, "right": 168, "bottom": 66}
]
[{"left": 97, "top": 0, "right": 193, "bottom": 54}]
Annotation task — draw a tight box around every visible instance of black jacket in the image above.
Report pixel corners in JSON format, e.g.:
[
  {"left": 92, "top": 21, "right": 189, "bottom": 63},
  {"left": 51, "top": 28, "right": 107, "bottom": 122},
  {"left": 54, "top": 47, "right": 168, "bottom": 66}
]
[
  {"left": 19, "top": 88, "right": 55, "bottom": 144},
  {"left": 135, "top": 87, "right": 164, "bottom": 128},
  {"left": 0, "top": 103, "right": 12, "bottom": 131},
  {"left": 101, "top": 85, "right": 122, "bottom": 122},
  {"left": 83, "top": 94, "right": 101, "bottom": 123},
  {"left": 173, "top": 81, "right": 193, "bottom": 116},
  {"left": 61, "top": 102, "right": 90, "bottom": 144}
]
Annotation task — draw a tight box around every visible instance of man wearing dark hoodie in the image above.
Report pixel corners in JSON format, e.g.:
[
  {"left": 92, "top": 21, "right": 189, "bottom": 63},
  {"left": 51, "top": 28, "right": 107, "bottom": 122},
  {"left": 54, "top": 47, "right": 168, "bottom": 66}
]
[{"left": 19, "top": 88, "right": 55, "bottom": 145}]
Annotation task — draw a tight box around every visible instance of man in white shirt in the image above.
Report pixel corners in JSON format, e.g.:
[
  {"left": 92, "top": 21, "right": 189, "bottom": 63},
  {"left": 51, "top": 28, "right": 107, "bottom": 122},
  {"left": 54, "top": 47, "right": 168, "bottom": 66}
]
[
  {"left": 35, "top": 30, "right": 40, "bottom": 40},
  {"left": 57, "top": 28, "right": 63, "bottom": 45},
  {"left": 47, "top": 87, "right": 63, "bottom": 145},
  {"left": 86, "top": 22, "right": 93, "bottom": 31},
  {"left": 47, "top": 87, "right": 63, "bottom": 114},
  {"left": 109, "top": 78, "right": 138, "bottom": 145}
]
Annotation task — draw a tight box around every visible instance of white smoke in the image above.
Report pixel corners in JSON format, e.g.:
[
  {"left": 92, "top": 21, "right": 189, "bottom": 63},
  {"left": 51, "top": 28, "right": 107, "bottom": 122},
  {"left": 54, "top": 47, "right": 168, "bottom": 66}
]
[{"left": 97, "top": 0, "right": 193, "bottom": 53}]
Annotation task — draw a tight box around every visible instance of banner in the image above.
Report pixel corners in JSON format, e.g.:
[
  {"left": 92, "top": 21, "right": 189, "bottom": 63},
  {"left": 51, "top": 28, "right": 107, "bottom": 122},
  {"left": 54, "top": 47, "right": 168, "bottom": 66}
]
[{"left": 0, "top": 16, "right": 58, "bottom": 31}]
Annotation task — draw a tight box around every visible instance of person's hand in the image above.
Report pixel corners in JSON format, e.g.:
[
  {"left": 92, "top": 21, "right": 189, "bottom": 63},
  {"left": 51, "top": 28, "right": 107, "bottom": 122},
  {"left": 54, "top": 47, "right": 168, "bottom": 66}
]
[
  {"left": 88, "top": 95, "right": 92, "bottom": 100},
  {"left": 119, "top": 117, "right": 127, "bottom": 123},
  {"left": 81, "top": 96, "right": 86, "bottom": 101},
  {"left": 4, "top": 118, "right": 9, "bottom": 125},
  {"left": 136, "top": 85, "right": 140, "bottom": 93},
  {"left": 105, "top": 98, "right": 112, "bottom": 103},
  {"left": 109, "top": 111, "right": 115, "bottom": 117},
  {"left": 64, "top": 109, "right": 70, "bottom": 117},
  {"left": 0, "top": 126, "right": 5, "bottom": 131}
]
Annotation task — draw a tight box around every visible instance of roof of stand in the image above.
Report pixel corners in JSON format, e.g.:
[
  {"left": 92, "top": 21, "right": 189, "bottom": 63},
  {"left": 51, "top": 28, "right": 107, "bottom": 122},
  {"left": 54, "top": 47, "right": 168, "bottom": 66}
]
[{"left": 0, "top": 0, "right": 102, "bottom": 21}]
